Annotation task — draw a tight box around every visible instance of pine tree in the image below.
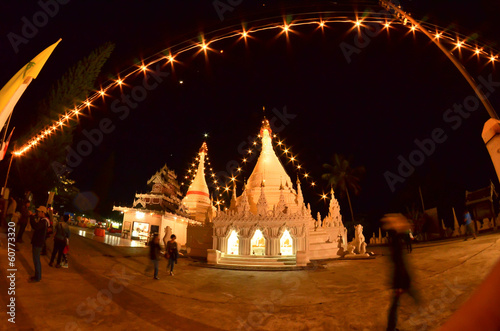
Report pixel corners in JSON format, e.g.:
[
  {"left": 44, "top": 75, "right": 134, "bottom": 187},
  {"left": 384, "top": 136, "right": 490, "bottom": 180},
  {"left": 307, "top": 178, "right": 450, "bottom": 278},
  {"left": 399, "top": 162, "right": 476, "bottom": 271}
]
[{"left": 14, "top": 42, "right": 115, "bottom": 208}]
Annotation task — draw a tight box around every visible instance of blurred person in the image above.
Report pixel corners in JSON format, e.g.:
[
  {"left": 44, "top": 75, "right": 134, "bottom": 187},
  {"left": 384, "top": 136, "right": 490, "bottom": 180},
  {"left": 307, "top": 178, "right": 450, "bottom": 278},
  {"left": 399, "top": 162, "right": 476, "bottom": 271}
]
[
  {"left": 16, "top": 201, "right": 32, "bottom": 244},
  {"left": 166, "top": 234, "right": 181, "bottom": 276},
  {"left": 6, "top": 196, "right": 17, "bottom": 223},
  {"left": 41, "top": 211, "right": 54, "bottom": 256},
  {"left": 382, "top": 213, "right": 420, "bottom": 331},
  {"left": 463, "top": 210, "right": 476, "bottom": 241},
  {"left": 49, "top": 215, "right": 70, "bottom": 268},
  {"left": 405, "top": 228, "right": 413, "bottom": 253},
  {"left": 149, "top": 233, "right": 161, "bottom": 280},
  {"left": 30, "top": 206, "right": 50, "bottom": 282}
]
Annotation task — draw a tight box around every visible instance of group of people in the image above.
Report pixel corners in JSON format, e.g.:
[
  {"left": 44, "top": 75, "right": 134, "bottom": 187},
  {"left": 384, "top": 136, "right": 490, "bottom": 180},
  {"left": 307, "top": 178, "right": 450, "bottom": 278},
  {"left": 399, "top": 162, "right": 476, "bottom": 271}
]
[
  {"left": 149, "top": 233, "right": 181, "bottom": 279},
  {"left": 7, "top": 196, "right": 71, "bottom": 283}
]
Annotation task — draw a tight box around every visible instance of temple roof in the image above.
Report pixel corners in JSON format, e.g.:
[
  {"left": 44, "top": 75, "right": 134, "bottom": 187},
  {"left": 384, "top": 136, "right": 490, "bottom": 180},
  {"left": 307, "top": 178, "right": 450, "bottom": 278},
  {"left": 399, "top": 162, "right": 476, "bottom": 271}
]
[{"left": 240, "top": 118, "right": 298, "bottom": 214}]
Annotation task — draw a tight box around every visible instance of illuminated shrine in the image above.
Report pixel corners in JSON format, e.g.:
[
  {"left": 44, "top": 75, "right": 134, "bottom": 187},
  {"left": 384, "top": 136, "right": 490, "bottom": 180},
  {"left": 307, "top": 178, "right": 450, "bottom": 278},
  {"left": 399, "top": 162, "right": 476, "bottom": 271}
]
[{"left": 208, "top": 118, "right": 347, "bottom": 266}]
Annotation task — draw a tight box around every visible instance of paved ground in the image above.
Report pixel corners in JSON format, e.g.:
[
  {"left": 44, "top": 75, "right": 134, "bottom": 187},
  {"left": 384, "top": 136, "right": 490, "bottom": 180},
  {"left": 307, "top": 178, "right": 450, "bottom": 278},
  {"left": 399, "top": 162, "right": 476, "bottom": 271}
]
[{"left": 1, "top": 228, "right": 499, "bottom": 331}]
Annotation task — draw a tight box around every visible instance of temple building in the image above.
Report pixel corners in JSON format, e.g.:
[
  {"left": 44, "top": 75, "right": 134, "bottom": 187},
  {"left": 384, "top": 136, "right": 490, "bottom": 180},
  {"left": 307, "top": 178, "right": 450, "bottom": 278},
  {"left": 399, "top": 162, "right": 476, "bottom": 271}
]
[
  {"left": 113, "top": 165, "right": 200, "bottom": 246},
  {"left": 208, "top": 118, "right": 347, "bottom": 266}
]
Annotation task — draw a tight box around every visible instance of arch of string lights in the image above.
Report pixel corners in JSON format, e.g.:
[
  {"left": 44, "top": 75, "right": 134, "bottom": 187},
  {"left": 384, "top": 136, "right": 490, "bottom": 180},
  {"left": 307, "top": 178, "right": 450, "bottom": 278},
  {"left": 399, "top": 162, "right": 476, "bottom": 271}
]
[{"left": 14, "top": 4, "right": 500, "bottom": 158}]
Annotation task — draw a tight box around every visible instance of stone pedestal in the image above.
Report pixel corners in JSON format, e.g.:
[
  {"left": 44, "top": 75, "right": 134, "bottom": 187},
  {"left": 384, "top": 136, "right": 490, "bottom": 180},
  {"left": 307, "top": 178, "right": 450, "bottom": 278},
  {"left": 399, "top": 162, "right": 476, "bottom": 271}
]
[
  {"left": 207, "top": 249, "right": 221, "bottom": 264},
  {"left": 296, "top": 251, "right": 309, "bottom": 266}
]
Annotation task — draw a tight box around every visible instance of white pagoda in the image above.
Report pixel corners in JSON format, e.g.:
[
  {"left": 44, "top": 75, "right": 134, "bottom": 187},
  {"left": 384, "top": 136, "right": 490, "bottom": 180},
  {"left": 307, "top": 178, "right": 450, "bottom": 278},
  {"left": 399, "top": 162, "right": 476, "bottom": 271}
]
[
  {"left": 208, "top": 118, "right": 347, "bottom": 266},
  {"left": 181, "top": 142, "right": 215, "bottom": 222}
]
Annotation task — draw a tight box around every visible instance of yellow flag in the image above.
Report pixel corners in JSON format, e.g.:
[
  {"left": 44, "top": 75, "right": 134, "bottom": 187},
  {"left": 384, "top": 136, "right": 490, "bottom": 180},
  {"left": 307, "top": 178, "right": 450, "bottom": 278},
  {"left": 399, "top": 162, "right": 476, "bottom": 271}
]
[{"left": 0, "top": 39, "right": 61, "bottom": 130}]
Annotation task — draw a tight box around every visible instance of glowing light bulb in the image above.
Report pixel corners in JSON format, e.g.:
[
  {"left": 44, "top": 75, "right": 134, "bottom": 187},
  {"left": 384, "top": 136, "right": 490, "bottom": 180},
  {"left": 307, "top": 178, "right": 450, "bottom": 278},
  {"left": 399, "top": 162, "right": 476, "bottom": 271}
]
[
  {"left": 242, "top": 31, "right": 248, "bottom": 38},
  {"left": 140, "top": 65, "right": 147, "bottom": 71},
  {"left": 284, "top": 148, "right": 289, "bottom": 153},
  {"left": 297, "top": 165, "right": 301, "bottom": 169},
  {"left": 319, "top": 21, "right": 325, "bottom": 27},
  {"left": 283, "top": 25, "right": 289, "bottom": 32},
  {"left": 355, "top": 20, "right": 361, "bottom": 27},
  {"left": 435, "top": 33, "right": 441, "bottom": 39},
  {"left": 99, "top": 90, "right": 105, "bottom": 96},
  {"left": 410, "top": 25, "right": 416, "bottom": 31},
  {"left": 243, "top": 158, "right": 247, "bottom": 162},
  {"left": 290, "top": 156, "right": 296, "bottom": 162},
  {"left": 237, "top": 167, "right": 242, "bottom": 172},
  {"left": 475, "top": 48, "right": 481, "bottom": 55},
  {"left": 322, "top": 194, "right": 327, "bottom": 199},
  {"left": 304, "top": 173, "right": 309, "bottom": 178},
  {"left": 384, "top": 22, "right": 390, "bottom": 28},
  {"left": 230, "top": 177, "right": 235, "bottom": 181},
  {"left": 85, "top": 101, "right": 91, "bottom": 107},
  {"left": 490, "top": 55, "right": 497, "bottom": 62},
  {"left": 311, "top": 182, "right": 316, "bottom": 186},
  {"left": 456, "top": 41, "right": 463, "bottom": 48}
]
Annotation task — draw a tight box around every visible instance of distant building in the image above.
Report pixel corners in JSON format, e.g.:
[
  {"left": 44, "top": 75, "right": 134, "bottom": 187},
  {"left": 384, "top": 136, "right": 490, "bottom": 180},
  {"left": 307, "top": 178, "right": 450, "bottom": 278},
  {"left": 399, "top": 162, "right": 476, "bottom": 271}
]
[
  {"left": 113, "top": 165, "right": 200, "bottom": 246},
  {"left": 466, "top": 181, "right": 498, "bottom": 221}
]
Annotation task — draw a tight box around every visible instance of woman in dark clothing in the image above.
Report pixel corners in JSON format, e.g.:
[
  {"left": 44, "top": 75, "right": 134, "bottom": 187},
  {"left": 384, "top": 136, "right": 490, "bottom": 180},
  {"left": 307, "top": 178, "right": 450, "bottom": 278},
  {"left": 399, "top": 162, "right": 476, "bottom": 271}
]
[
  {"left": 149, "top": 234, "right": 161, "bottom": 280},
  {"left": 49, "top": 215, "right": 70, "bottom": 267},
  {"left": 166, "top": 234, "right": 179, "bottom": 276}
]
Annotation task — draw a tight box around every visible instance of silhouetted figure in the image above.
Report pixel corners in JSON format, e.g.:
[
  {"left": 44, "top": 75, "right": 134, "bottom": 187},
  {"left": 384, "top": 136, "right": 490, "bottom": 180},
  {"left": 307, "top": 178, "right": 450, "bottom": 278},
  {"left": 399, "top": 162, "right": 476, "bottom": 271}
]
[
  {"left": 30, "top": 206, "right": 49, "bottom": 282},
  {"left": 149, "top": 233, "right": 161, "bottom": 279},
  {"left": 463, "top": 210, "right": 476, "bottom": 241},
  {"left": 382, "top": 213, "right": 419, "bottom": 331}
]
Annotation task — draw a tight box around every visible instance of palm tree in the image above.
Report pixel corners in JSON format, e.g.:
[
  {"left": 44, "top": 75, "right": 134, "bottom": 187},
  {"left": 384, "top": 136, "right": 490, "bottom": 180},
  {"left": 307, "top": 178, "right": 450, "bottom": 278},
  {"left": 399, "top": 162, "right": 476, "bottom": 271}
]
[{"left": 322, "top": 154, "right": 365, "bottom": 222}]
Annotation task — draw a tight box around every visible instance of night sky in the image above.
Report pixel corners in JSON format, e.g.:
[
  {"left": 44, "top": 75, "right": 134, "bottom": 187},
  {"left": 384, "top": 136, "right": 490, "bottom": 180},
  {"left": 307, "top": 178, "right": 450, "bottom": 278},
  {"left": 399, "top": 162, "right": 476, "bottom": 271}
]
[{"left": 2, "top": 0, "right": 500, "bottom": 230}]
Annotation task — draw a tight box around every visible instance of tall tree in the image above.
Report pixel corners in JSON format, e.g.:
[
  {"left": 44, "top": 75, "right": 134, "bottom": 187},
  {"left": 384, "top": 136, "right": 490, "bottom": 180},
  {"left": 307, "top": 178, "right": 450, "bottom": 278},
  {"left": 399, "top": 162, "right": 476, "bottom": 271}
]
[
  {"left": 13, "top": 42, "right": 115, "bottom": 207},
  {"left": 322, "top": 154, "right": 365, "bottom": 222}
]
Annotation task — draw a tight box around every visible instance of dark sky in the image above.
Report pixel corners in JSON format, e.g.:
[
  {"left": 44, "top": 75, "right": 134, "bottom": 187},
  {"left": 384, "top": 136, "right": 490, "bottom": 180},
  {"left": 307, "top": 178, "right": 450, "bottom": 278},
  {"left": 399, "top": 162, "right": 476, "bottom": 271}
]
[{"left": 1, "top": 0, "right": 500, "bottom": 228}]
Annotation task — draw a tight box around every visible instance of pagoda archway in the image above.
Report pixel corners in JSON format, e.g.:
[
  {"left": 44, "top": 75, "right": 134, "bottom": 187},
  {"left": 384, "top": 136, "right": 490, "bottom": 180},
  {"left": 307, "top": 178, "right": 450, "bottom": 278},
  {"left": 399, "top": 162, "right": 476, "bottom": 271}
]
[
  {"left": 280, "top": 229, "right": 294, "bottom": 256},
  {"left": 250, "top": 229, "right": 266, "bottom": 255},
  {"left": 227, "top": 230, "right": 239, "bottom": 255}
]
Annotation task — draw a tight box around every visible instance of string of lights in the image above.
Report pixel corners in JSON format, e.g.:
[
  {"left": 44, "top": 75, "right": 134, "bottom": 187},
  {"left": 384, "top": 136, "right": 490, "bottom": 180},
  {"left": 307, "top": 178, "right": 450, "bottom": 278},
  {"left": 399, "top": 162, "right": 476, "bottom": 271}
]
[{"left": 14, "top": 8, "right": 500, "bottom": 156}]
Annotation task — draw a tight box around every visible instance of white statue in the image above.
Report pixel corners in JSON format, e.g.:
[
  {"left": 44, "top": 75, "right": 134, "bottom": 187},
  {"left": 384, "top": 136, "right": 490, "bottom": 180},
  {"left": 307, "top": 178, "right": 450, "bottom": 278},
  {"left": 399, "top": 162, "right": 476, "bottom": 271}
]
[
  {"left": 351, "top": 224, "right": 365, "bottom": 254},
  {"left": 163, "top": 226, "right": 172, "bottom": 247}
]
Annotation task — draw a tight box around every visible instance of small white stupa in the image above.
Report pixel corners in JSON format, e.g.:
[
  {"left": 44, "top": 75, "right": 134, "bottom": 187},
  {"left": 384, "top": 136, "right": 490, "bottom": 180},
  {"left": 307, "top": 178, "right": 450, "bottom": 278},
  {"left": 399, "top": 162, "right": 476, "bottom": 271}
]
[{"left": 181, "top": 142, "right": 214, "bottom": 222}]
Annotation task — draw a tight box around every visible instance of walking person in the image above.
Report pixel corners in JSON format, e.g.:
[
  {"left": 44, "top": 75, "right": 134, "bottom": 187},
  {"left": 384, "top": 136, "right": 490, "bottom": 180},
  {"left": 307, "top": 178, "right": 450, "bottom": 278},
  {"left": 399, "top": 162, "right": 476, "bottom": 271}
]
[
  {"left": 166, "top": 234, "right": 181, "bottom": 276},
  {"left": 382, "top": 213, "right": 420, "bottom": 331},
  {"left": 6, "top": 196, "right": 17, "bottom": 223},
  {"left": 49, "top": 215, "right": 70, "bottom": 268},
  {"left": 16, "top": 201, "right": 32, "bottom": 244},
  {"left": 41, "top": 213, "right": 53, "bottom": 256},
  {"left": 30, "top": 206, "right": 50, "bottom": 282},
  {"left": 149, "top": 233, "right": 161, "bottom": 280},
  {"left": 463, "top": 210, "right": 477, "bottom": 241},
  {"left": 404, "top": 229, "right": 413, "bottom": 253}
]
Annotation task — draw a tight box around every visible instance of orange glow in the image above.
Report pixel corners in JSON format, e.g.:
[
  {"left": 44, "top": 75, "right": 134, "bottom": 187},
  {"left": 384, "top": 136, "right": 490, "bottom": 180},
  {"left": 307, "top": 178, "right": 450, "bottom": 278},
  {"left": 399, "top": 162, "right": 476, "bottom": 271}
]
[
  {"left": 99, "top": 90, "right": 105, "bottom": 96},
  {"left": 117, "top": 79, "right": 123, "bottom": 85},
  {"left": 319, "top": 21, "right": 325, "bottom": 27},
  {"left": 410, "top": 25, "right": 416, "bottom": 31},
  {"left": 384, "top": 22, "right": 390, "bottom": 29},
  {"left": 242, "top": 158, "right": 247, "bottom": 163},
  {"left": 435, "top": 33, "right": 441, "bottom": 39},
  {"left": 311, "top": 182, "right": 316, "bottom": 186}
]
